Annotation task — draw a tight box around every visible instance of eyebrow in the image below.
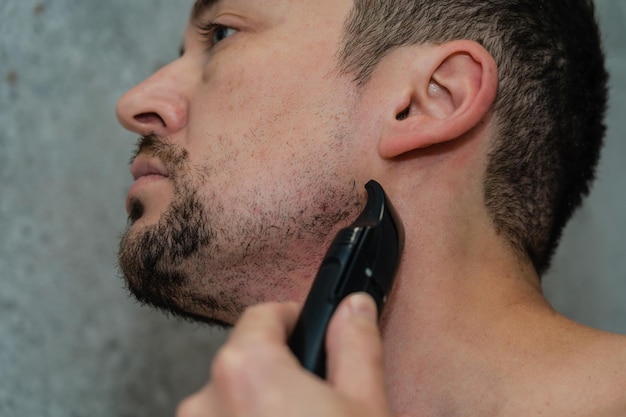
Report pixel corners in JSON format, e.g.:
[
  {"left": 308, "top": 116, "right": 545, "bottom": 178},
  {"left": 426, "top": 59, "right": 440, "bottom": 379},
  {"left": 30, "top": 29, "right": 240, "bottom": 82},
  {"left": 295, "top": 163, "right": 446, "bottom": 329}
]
[{"left": 191, "top": 0, "right": 221, "bottom": 24}]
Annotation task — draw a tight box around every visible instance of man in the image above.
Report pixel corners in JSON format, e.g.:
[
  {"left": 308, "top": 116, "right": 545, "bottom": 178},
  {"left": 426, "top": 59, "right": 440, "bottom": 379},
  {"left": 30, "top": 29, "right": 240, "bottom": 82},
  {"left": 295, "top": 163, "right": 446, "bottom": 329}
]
[{"left": 116, "top": 0, "right": 626, "bottom": 416}]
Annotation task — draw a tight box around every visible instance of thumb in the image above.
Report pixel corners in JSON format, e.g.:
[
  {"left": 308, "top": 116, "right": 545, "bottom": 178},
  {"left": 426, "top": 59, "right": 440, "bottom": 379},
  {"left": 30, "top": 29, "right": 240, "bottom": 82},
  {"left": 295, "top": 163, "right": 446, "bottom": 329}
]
[{"left": 325, "top": 293, "right": 389, "bottom": 410}]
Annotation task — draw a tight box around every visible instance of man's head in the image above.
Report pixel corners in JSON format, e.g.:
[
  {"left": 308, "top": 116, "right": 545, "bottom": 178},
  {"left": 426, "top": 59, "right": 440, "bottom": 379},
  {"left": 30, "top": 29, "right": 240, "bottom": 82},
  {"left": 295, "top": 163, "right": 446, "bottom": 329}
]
[
  {"left": 117, "top": 0, "right": 365, "bottom": 325},
  {"left": 338, "top": 0, "right": 608, "bottom": 274},
  {"left": 116, "top": 0, "right": 607, "bottom": 324}
]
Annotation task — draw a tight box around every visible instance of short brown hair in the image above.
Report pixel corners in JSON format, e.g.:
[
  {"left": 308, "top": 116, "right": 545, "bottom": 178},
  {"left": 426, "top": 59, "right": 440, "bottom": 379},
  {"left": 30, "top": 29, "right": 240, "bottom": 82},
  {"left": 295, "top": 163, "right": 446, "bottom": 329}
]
[{"left": 340, "top": 0, "right": 608, "bottom": 274}]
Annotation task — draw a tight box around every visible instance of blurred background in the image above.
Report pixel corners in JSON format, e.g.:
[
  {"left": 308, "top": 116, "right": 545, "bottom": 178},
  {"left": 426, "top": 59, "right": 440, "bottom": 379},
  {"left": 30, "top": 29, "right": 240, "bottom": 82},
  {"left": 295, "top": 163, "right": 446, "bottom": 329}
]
[{"left": 0, "top": 0, "right": 624, "bottom": 416}]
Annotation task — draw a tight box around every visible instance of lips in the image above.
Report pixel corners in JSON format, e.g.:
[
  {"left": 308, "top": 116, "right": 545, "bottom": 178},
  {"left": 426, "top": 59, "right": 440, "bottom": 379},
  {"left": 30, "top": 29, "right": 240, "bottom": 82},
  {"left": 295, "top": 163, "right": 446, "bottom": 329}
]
[
  {"left": 125, "top": 156, "right": 170, "bottom": 214},
  {"left": 130, "top": 156, "right": 170, "bottom": 181}
]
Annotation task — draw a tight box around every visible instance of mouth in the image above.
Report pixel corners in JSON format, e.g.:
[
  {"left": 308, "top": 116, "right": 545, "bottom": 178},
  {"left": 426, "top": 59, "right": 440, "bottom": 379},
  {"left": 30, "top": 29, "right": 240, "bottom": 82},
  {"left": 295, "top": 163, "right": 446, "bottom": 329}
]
[
  {"left": 125, "top": 156, "right": 171, "bottom": 215},
  {"left": 130, "top": 156, "right": 170, "bottom": 181}
]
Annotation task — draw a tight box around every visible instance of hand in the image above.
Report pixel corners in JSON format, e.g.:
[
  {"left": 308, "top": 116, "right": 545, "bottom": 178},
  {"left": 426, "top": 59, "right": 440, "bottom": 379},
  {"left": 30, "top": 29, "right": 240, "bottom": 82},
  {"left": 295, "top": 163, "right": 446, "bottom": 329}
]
[{"left": 176, "top": 293, "right": 395, "bottom": 417}]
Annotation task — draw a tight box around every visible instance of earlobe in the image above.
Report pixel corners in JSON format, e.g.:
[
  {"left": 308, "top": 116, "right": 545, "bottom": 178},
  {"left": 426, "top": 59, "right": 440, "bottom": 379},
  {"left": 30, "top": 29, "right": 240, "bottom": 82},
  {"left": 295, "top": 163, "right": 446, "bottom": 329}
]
[{"left": 379, "top": 41, "right": 498, "bottom": 159}]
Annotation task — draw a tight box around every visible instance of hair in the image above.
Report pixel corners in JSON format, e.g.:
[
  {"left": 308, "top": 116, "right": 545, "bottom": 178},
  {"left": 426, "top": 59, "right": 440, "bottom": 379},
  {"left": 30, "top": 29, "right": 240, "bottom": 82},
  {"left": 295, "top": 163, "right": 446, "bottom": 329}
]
[{"left": 339, "top": 0, "right": 608, "bottom": 274}]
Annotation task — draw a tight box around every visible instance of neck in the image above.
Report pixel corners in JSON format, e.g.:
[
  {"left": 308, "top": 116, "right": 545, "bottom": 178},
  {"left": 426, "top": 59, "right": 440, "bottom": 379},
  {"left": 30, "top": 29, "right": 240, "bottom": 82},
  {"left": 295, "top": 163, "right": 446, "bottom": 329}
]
[
  {"left": 369, "top": 130, "right": 626, "bottom": 417},
  {"left": 378, "top": 193, "right": 553, "bottom": 415}
]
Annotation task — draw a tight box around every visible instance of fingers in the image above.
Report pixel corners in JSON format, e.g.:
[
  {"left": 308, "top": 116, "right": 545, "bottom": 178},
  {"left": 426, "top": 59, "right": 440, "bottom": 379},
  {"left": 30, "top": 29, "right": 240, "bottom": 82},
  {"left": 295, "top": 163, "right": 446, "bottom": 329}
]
[
  {"left": 207, "top": 301, "right": 306, "bottom": 415},
  {"left": 176, "top": 386, "right": 215, "bottom": 417},
  {"left": 228, "top": 301, "right": 301, "bottom": 345},
  {"left": 325, "top": 293, "right": 389, "bottom": 411},
  {"left": 178, "top": 299, "right": 394, "bottom": 417}
]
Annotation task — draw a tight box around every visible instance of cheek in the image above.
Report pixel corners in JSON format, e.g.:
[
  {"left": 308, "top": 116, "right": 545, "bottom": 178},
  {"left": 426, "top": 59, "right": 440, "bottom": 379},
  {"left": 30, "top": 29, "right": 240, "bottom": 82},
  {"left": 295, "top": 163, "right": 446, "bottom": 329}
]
[
  {"left": 190, "top": 59, "right": 314, "bottom": 159},
  {"left": 183, "top": 42, "right": 357, "bottom": 186},
  {"left": 200, "top": 40, "right": 335, "bottom": 119}
]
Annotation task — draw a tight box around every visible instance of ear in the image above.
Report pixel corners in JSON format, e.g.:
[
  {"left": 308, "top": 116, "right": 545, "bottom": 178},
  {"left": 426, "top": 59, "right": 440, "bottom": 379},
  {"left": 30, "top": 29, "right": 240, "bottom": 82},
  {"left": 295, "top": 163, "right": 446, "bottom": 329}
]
[{"left": 379, "top": 40, "right": 498, "bottom": 159}]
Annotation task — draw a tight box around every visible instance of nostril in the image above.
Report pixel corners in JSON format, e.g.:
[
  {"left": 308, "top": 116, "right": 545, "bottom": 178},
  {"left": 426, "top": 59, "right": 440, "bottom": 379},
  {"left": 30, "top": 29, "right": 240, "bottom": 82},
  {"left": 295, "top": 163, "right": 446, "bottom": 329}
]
[{"left": 134, "top": 112, "right": 166, "bottom": 128}]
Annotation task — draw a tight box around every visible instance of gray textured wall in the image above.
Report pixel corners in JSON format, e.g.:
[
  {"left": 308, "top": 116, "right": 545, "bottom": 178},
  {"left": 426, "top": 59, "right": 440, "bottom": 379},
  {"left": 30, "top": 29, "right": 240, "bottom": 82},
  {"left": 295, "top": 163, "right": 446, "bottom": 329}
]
[{"left": 0, "top": 1, "right": 624, "bottom": 416}]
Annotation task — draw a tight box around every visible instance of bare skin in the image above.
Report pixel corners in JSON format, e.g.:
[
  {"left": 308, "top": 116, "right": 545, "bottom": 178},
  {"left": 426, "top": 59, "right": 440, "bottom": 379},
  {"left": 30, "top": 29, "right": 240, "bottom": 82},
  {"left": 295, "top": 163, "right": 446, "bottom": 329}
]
[{"left": 116, "top": 1, "right": 626, "bottom": 416}]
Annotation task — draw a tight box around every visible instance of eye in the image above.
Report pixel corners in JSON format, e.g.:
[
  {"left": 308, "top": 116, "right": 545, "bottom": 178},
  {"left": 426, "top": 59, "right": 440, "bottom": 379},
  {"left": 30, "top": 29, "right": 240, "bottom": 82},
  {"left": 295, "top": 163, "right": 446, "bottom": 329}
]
[{"left": 198, "top": 22, "right": 238, "bottom": 48}]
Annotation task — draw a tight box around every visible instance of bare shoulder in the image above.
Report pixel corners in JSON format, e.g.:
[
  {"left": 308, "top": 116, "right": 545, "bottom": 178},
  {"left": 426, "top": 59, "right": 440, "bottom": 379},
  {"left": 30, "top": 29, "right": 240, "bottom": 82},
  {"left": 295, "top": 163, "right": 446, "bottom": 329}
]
[
  {"left": 532, "top": 319, "right": 626, "bottom": 417},
  {"left": 491, "top": 311, "right": 626, "bottom": 417},
  {"left": 584, "top": 328, "right": 626, "bottom": 392},
  {"left": 578, "top": 328, "right": 626, "bottom": 416}
]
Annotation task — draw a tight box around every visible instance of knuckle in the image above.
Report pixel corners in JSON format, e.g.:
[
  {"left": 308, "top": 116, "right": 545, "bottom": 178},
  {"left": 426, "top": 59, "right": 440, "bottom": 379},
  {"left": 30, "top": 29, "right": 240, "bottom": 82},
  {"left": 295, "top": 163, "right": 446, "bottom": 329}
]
[
  {"left": 210, "top": 343, "right": 261, "bottom": 392},
  {"left": 211, "top": 346, "right": 247, "bottom": 383},
  {"left": 210, "top": 340, "right": 283, "bottom": 392},
  {"left": 175, "top": 393, "right": 203, "bottom": 417}
]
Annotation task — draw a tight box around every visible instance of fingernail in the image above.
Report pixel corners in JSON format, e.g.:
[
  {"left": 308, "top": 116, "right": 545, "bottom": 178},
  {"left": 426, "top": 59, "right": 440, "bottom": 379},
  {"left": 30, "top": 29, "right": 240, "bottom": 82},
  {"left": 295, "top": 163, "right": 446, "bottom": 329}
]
[{"left": 348, "top": 293, "right": 377, "bottom": 320}]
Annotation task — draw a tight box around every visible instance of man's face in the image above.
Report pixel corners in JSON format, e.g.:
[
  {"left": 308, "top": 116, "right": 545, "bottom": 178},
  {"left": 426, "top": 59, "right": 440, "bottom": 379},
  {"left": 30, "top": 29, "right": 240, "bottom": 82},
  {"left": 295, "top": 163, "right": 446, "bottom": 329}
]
[{"left": 116, "top": 0, "right": 371, "bottom": 325}]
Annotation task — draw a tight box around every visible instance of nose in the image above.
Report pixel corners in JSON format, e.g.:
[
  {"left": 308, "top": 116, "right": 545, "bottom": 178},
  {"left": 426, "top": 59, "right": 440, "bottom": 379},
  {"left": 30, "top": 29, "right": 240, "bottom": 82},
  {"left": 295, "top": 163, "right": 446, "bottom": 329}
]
[{"left": 116, "top": 59, "right": 192, "bottom": 137}]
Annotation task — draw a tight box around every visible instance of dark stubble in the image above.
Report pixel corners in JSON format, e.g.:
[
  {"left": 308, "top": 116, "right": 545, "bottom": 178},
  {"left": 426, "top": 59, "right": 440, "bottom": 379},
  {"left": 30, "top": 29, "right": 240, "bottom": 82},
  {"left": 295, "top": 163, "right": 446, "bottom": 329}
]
[
  {"left": 118, "top": 135, "right": 229, "bottom": 326},
  {"left": 118, "top": 131, "right": 363, "bottom": 326}
]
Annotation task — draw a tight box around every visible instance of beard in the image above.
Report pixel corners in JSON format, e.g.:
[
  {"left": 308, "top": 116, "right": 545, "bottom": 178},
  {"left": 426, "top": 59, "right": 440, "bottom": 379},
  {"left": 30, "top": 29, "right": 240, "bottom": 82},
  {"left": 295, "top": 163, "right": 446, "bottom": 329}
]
[
  {"left": 118, "top": 135, "right": 231, "bottom": 326},
  {"left": 118, "top": 134, "right": 363, "bottom": 326}
]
